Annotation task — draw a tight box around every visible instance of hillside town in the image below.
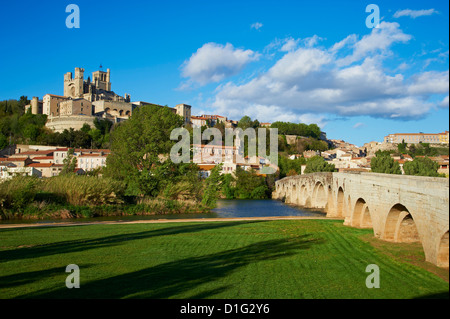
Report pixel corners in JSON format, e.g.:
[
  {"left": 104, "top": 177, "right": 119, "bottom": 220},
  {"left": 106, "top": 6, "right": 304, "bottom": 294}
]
[{"left": 0, "top": 67, "right": 449, "bottom": 180}]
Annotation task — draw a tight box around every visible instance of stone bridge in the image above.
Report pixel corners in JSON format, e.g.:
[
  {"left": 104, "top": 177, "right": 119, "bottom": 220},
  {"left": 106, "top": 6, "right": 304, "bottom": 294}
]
[{"left": 273, "top": 172, "right": 449, "bottom": 268}]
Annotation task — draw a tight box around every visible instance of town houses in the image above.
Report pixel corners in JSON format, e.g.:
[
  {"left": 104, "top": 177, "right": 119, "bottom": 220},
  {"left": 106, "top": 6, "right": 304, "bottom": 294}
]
[
  {"left": 1, "top": 67, "right": 448, "bottom": 181},
  {"left": 0, "top": 144, "right": 109, "bottom": 180}
]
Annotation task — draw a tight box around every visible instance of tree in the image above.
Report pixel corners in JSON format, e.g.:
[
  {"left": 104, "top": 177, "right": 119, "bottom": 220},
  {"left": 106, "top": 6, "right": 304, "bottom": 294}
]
[
  {"left": 202, "top": 164, "right": 223, "bottom": 208},
  {"left": 61, "top": 149, "right": 77, "bottom": 175},
  {"left": 278, "top": 155, "right": 306, "bottom": 178},
  {"left": 370, "top": 150, "right": 401, "bottom": 174},
  {"left": 398, "top": 139, "right": 407, "bottom": 154},
  {"left": 237, "top": 116, "right": 253, "bottom": 130},
  {"left": 304, "top": 156, "right": 335, "bottom": 173},
  {"left": 104, "top": 105, "right": 185, "bottom": 196},
  {"left": 234, "top": 167, "right": 269, "bottom": 199},
  {"left": 403, "top": 157, "right": 441, "bottom": 177},
  {"left": 221, "top": 173, "right": 236, "bottom": 199},
  {"left": 0, "top": 133, "right": 7, "bottom": 149}
]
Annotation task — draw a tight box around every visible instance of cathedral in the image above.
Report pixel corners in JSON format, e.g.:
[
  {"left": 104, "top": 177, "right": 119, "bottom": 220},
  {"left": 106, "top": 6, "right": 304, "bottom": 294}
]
[{"left": 25, "top": 67, "right": 191, "bottom": 132}]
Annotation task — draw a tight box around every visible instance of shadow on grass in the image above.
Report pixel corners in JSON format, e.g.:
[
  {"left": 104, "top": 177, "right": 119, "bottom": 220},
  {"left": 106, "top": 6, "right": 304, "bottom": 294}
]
[
  {"left": 0, "top": 221, "right": 260, "bottom": 264},
  {"left": 0, "top": 264, "right": 95, "bottom": 291},
  {"left": 414, "top": 291, "right": 449, "bottom": 299},
  {"left": 17, "top": 235, "right": 323, "bottom": 299}
]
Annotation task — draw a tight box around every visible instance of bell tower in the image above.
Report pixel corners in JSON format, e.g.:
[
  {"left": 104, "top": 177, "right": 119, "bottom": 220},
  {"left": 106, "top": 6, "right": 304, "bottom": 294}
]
[{"left": 64, "top": 67, "right": 85, "bottom": 98}]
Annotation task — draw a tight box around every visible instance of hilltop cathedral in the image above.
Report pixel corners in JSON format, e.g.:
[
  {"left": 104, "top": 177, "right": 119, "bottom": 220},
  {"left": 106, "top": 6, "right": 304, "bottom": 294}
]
[{"left": 26, "top": 67, "right": 192, "bottom": 132}]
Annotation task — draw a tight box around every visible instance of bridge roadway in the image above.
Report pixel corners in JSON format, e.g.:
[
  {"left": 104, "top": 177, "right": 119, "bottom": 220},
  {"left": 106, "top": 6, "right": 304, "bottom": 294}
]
[{"left": 273, "top": 172, "right": 449, "bottom": 268}]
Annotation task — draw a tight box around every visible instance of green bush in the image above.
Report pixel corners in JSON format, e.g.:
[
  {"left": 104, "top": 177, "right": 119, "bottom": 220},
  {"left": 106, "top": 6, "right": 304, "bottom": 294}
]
[
  {"left": 40, "top": 175, "right": 126, "bottom": 206},
  {"left": 0, "top": 176, "right": 39, "bottom": 212}
]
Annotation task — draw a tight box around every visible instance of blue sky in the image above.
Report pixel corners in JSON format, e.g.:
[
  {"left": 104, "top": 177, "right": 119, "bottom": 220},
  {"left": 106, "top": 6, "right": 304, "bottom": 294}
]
[{"left": 0, "top": 0, "right": 448, "bottom": 146}]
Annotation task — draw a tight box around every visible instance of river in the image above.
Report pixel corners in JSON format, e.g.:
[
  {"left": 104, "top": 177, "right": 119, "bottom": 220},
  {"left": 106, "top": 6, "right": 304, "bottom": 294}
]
[{"left": 0, "top": 199, "right": 326, "bottom": 225}]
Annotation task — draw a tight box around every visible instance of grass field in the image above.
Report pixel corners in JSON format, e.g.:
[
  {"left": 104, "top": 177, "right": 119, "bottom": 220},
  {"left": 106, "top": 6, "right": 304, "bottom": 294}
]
[{"left": 0, "top": 219, "right": 448, "bottom": 299}]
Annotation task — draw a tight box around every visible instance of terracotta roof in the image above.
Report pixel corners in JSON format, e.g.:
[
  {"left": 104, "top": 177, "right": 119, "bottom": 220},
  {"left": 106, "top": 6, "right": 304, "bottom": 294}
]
[
  {"left": 0, "top": 157, "right": 28, "bottom": 162},
  {"left": 33, "top": 156, "right": 54, "bottom": 160},
  {"left": 28, "top": 163, "right": 53, "bottom": 168},
  {"left": 198, "top": 164, "right": 216, "bottom": 170},
  {"left": 15, "top": 150, "right": 54, "bottom": 156},
  {"left": 74, "top": 148, "right": 111, "bottom": 152}
]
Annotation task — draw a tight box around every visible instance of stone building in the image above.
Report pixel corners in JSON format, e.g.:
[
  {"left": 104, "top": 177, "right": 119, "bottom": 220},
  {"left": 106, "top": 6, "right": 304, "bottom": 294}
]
[
  {"left": 24, "top": 97, "right": 43, "bottom": 114},
  {"left": 41, "top": 67, "right": 135, "bottom": 132},
  {"left": 25, "top": 67, "right": 193, "bottom": 132}
]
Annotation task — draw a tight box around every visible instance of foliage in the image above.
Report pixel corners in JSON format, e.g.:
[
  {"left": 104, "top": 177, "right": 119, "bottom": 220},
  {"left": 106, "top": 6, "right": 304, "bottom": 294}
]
[
  {"left": 370, "top": 150, "right": 401, "bottom": 174},
  {"left": 104, "top": 104, "right": 192, "bottom": 197},
  {"left": 202, "top": 164, "right": 224, "bottom": 208},
  {"left": 0, "top": 176, "right": 39, "bottom": 212},
  {"left": 0, "top": 97, "right": 113, "bottom": 149},
  {"left": 278, "top": 155, "right": 306, "bottom": 178},
  {"left": 234, "top": 167, "right": 270, "bottom": 199},
  {"left": 270, "top": 121, "right": 321, "bottom": 139},
  {"left": 237, "top": 116, "right": 260, "bottom": 130},
  {"left": 397, "top": 140, "right": 407, "bottom": 154},
  {"left": 304, "top": 156, "right": 335, "bottom": 173},
  {"left": 40, "top": 175, "right": 126, "bottom": 206},
  {"left": 403, "top": 157, "right": 443, "bottom": 177},
  {"left": 61, "top": 148, "right": 77, "bottom": 175},
  {"left": 408, "top": 143, "right": 449, "bottom": 157}
]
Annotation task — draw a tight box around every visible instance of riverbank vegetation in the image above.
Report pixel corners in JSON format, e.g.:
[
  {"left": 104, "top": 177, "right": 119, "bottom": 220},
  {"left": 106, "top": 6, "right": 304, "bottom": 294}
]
[{"left": 0, "top": 175, "right": 209, "bottom": 220}]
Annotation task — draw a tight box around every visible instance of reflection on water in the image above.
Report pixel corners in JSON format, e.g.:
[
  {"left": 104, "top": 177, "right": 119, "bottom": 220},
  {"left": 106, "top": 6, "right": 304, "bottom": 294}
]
[{"left": 0, "top": 200, "right": 325, "bottom": 225}]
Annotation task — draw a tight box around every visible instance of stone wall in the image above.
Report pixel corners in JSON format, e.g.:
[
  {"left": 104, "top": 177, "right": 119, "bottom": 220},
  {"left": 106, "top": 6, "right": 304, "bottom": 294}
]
[{"left": 45, "top": 115, "right": 97, "bottom": 133}]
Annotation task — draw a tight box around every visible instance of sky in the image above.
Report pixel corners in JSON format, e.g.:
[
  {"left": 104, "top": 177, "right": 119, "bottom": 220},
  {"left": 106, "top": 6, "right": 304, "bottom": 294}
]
[{"left": 0, "top": 0, "right": 448, "bottom": 146}]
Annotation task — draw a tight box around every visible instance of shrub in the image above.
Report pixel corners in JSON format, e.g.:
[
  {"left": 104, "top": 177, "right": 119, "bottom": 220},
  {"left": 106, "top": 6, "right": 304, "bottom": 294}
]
[
  {"left": 40, "top": 175, "right": 126, "bottom": 206},
  {"left": 0, "top": 176, "right": 39, "bottom": 212}
]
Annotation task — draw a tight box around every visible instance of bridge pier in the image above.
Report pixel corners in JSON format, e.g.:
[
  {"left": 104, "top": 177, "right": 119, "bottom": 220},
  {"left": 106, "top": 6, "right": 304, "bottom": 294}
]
[{"left": 274, "top": 172, "right": 449, "bottom": 268}]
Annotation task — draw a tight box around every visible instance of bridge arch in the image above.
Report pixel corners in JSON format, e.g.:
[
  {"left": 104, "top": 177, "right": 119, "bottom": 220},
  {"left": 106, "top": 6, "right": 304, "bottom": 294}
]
[
  {"left": 299, "top": 184, "right": 307, "bottom": 206},
  {"left": 351, "top": 198, "right": 366, "bottom": 227},
  {"left": 437, "top": 231, "right": 449, "bottom": 268},
  {"left": 383, "top": 204, "right": 420, "bottom": 243},
  {"left": 312, "top": 182, "right": 327, "bottom": 208},
  {"left": 291, "top": 184, "right": 298, "bottom": 205},
  {"left": 336, "top": 187, "right": 345, "bottom": 218},
  {"left": 360, "top": 204, "right": 373, "bottom": 229}
]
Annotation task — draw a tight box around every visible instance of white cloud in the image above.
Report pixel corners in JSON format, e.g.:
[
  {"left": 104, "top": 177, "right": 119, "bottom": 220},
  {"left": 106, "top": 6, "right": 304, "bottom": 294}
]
[
  {"left": 280, "top": 37, "right": 300, "bottom": 52},
  {"left": 251, "top": 22, "right": 263, "bottom": 30},
  {"left": 393, "top": 8, "right": 438, "bottom": 19},
  {"left": 407, "top": 70, "right": 449, "bottom": 95},
  {"left": 268, "top": 47, "right": 332, "bottom": 82},
  {"left": 181, "top": 43, "right": 260, "bottom": 86},
  {"left": 439, "top": 95, "right": 449, "bottom": 108},
  {"left": 336, "top": 22, "right": 412, "bottom": 66},
  {"left": 207, "top": 22, "right": 449, "bottom": 123},
  {"left": 353, "top": 122, "right": 365, "bottom": 129}
]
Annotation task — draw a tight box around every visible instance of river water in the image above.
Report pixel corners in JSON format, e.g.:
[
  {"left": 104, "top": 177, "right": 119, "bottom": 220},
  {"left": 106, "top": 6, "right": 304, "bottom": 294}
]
[{"left": 0, "top": 199, "right": 326, "bottom": 225}]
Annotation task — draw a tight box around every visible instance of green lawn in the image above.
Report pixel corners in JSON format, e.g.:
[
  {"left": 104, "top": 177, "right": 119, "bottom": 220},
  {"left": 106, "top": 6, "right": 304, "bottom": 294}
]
[{"left": 0, "top": 220, "right": 448, "bottom": 299}]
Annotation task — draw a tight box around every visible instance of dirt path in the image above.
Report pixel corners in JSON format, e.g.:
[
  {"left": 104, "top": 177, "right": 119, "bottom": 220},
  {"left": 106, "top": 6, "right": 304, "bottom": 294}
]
[{"left": 0, "top": 216, "right": 344, "bottom": 229}]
